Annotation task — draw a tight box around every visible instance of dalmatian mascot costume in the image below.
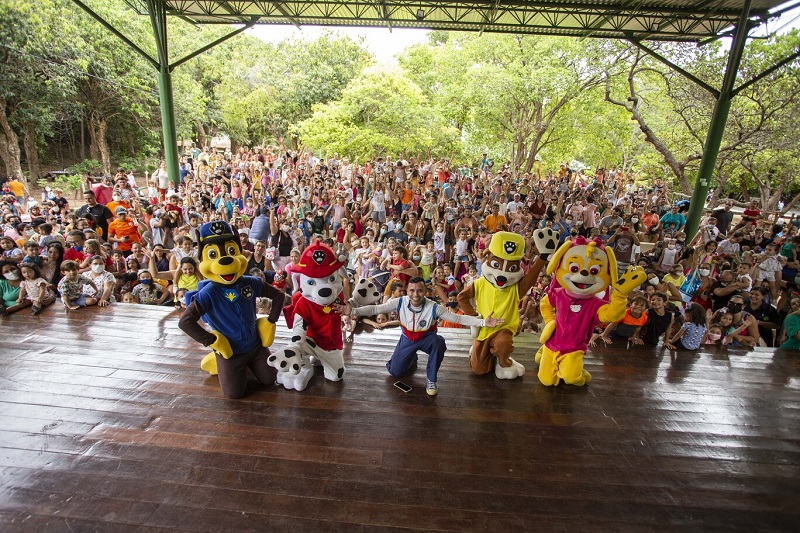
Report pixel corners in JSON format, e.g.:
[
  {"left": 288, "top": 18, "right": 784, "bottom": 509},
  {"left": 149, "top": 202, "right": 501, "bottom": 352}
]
[
  {"left": 179, "top": 221, "right": 284, "bottom": 399},
  {"left": 269, "top": 240, "right": 348, "bottom": 392},
  {"left": 536, "top": 236, "right": 646, "bottom": 386},
  {"left": 457, "top": 229, "right": 558, "bottom": 379}
]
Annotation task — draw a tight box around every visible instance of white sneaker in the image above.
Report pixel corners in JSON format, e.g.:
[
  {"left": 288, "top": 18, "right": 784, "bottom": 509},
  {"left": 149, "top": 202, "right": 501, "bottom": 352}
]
[{"left": 426, "top": 380, "right": 438, "bottom": 396}]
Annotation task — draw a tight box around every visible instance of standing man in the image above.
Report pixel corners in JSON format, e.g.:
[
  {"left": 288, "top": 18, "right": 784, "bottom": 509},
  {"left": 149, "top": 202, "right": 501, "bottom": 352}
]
[
  {"left": 338, "top": 276, "right": 504, "bottom": 396},
  {"left": 711, "top": 200, "right": 735, "bottom": 236},
  {"left": 76, "top": 190, "right": 114, "bottom": 240}
]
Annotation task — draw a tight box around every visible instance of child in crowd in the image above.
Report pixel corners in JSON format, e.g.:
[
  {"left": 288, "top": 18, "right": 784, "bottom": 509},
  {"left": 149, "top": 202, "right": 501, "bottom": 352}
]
[
  {"left": 599, "top": 296, "right": 649, "bottom": 345},
  {"left": 120, "top": 291, "right": 137, "bottom": 304},
  {"left": 57, "top": 260, "right": 100, "bottom": 310},
  {"left": 736, "top": 261, "right": 754, "bottom": 292},
  {"left": 755, "top": 243, "right": 782, "bottom": 301},
  {"left": 17, "top": 263, "right": 55, "bottom": 315},
  {"left": 666, "top": 302, "right": 707, "bottom": 350},
  {"left": 704, "top": 323, "right": 725, "bottom": 345},
  {"left": 132, "top": 270, "right": 168, "bottom": 305}
]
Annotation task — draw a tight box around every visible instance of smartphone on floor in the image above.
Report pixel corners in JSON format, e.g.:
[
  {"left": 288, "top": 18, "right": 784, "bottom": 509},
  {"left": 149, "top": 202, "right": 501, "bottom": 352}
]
[{"left": 394, "top": 381, "right": 412, "bottom": 393}]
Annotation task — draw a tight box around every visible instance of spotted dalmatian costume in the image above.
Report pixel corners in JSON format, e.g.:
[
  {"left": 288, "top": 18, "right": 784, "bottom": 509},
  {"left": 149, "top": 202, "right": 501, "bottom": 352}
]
[{"left": 268, "top": 241, "right": 348, "bottom": 392}]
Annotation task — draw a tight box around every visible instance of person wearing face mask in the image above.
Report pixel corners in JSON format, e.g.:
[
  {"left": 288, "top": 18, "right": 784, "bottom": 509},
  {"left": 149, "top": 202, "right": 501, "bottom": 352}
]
[
  {"left": 83, "top": 256, "right": 115, "bottom": 307},
  {"left": 690, "top": 264, "right": 715, "bottom": 310},
  {"left": 744, "top": 287, "right": 782, "bottom": 347},
  {"left": 0, "top": 260, "right": 29, "bottom": 315},
  {"left": 269, "top": 207, "right": 295, "bottom": 270},
  {"left": 724, "top": 294, "right": 761, "bottom": 347},
  {"left": 131, "top": 271, "right": 169, "bottom": 305},
  {"left": 710, "top": 270, "right": 750, "bottom": 312}
]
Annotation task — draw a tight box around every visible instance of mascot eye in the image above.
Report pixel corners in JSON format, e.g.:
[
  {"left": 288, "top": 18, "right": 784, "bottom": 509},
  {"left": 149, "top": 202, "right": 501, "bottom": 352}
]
[
  {"left": 207, "top": 249, "right": 218, "bottom": 260},
  {"left": 307, "top": 279, "right": 316, "bottom": 286},
  {"left": 227, "top": 245, "right": 237, "bottom": 256},
  {"left": 570, "top": 264, "right": 580, "bottom": 273},
  {"left": 507, "top": 265, "right": 519, "bottom": 273},
  {"left": 489, "top": 260, "right": 500, "bottom": 269},
  {"left": 590, "top": 267, "right": 600, "bottom": 275},
  {"left": 329, "top": 275, "right": 336, "bottom": 282}
]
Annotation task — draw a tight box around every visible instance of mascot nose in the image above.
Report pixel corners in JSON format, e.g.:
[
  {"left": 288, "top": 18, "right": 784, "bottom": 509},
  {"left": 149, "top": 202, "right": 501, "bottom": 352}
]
[
  {"left": 497, "top": 275, "right": 507, "bottom": 284},
  {"left": 580, "top": 269, "right": 589, "bottom": 277},
  {"left": 218, "top": 256, "right": 234, "bottom": 266},
  {"left": 318, "top": 287, "right": 333, "bottom": 298}
]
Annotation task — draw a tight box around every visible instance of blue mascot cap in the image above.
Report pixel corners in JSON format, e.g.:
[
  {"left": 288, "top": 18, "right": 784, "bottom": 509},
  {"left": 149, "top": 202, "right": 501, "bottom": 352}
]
[{"left": 198, "top": 220, "right": 241, "bottom": 254}]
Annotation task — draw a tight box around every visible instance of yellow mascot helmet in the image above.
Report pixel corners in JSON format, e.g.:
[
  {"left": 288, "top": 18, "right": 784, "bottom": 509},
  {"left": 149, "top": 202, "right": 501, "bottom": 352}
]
[{"left": 488, "top": 231, "right": 525, "bottom": 262}]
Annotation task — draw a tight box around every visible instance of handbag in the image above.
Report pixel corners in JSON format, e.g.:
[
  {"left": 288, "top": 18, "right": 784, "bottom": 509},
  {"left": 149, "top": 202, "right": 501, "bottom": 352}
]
[
  {"left": 264, "top": 247, "right": 277, "bottom": 261},
  {"left": 679, "top": 267, "right": 700, "bottom": 299}
]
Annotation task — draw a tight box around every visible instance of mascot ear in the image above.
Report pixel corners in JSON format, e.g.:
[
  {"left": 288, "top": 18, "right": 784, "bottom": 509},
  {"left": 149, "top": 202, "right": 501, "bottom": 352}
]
[
  {"left": 546, "top": 241, "right": 574, "bottom": 276},
  {"left": 291, "top": 271, "right": 302, "bottom": 290},
  {"left": 605, "top": 246, "right": 619, "bottom": 285}
]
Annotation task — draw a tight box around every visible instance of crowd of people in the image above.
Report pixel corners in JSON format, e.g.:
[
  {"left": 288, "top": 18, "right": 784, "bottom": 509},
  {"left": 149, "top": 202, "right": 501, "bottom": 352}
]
[{"left": 1, "top": 143, "right": 799, "bottom": 351}]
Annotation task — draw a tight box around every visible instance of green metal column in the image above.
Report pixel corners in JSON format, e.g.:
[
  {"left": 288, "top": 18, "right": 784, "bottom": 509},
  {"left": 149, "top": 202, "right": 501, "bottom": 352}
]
[
  {"left": 684, "top": 0, "right": 752, "bottom": 240},
  {"left": 147, "top": 0, "right": 180, "bottom": 187}
]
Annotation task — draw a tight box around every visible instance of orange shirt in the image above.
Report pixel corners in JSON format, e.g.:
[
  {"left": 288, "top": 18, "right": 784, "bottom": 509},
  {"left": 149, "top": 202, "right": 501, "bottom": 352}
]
[
  {"left": 484, "top": 214, "right": 507, "bottom": 233},
  {"left": 107, "top": 218, "right": 141, "bottom": 251},
  {"left": 106, "top": 200, "right": 130, "bottom": 215},
  {"left": 622, "top": 309, "right": 648, "bottom": 327}
]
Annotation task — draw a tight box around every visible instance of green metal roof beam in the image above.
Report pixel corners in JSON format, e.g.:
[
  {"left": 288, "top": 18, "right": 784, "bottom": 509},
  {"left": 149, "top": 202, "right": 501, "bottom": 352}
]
[
  {"left": 272, "top": 1, "right": 303, "bottom": 29},
  {"left": 70, "top": 0, "right": 160, "bottom": 70},
  {"left": 627, "top": 37, "right": 720, "bottom": 97},
  {"left": 169, "top": 16, "right": 259, "bottom": 70},
  {"left": 731, "top": 47, "right": 800, "bottom": 97}
]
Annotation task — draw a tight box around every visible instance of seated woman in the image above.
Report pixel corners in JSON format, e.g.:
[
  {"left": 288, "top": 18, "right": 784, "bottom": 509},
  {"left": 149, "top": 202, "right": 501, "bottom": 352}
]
[{"left": 0, "top": 260, "right": 30, "bottom": 315}]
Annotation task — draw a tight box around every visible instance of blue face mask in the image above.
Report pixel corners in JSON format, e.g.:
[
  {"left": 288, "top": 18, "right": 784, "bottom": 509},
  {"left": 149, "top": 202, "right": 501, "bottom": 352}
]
[
  {"left": 139, "top": 278, "right": 152, "bottom": 285},
  {"left": 73, "top": 245, "right": 83, "bottom": 252}
]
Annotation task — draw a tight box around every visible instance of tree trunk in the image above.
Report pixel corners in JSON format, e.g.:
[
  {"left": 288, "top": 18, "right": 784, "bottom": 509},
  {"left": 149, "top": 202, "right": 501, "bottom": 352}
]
[
  {"left": 88, "top": 115, "right": 112, "bottom": 176},
  {"left": 23, "top": 122, "right": 42, "bottom": 183},
  {"left": 196, "top": 120, "right": 206, "bottom": 147},
  {"left": 740, "top": 179, "right": 751, "bottom": 202},
  {"left": 0, "top": 97, "right": 25, "bottom": 185},
  {"left": 80, "top": 115, "right": 86, "bottom": 160}
]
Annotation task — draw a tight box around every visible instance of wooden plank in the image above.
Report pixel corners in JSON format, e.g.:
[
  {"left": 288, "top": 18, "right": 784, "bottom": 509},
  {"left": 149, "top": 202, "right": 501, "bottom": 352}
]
[{"left": 0, "top": 304, "right": 798, "bottom": 532}]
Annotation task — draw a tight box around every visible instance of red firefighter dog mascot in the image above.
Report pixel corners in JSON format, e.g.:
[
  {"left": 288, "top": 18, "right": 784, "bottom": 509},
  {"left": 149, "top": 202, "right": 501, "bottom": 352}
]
[{"left": 268, "top": 240, "right": 348, "bottom": 392}]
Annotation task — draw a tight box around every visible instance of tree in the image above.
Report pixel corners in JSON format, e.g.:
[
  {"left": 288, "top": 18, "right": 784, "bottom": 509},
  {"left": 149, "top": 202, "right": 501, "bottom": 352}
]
[
  {"left": 400, "top": 33, "right": 631, "bottom": 170},
  {"left": 297, "top": 67, "right": 459, "bottom": 157}
]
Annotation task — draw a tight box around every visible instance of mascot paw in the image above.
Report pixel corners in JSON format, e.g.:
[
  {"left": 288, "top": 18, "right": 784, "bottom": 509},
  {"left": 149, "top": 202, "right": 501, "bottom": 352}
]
[
  {"left": 582, "top": 369, "right": 592, "bottom": 383},
  {"left": 257, "top": 317, "right": 276, "bottom": 347},
  {"left": 200, "top": 352, "right": 218, "bottom": 376},
  {"left": 495, "top": 358, "right": 525, "bottom": 379},
  {"left": 532, "top": 227, "right": 559, "bottom": 258},
  {"left": 539, "top": 320, "right": 556, "bottom": 344},
  {"left": 615, "top": 266, "right": 647, "bottom": 295},
  {"left": 276, "top": 365, "right": 313, "bottom": 391},
  {"left": 209, "top": 331, "right": 233, "bottom": 359},
  {"left": 268, "top": 348, "right": 303, "bottom": 374}
]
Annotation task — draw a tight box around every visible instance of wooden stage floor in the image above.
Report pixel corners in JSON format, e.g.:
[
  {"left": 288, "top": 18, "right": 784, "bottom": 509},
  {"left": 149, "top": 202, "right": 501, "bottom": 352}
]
[{"left": 1, "top": 304, "right": 799, "bottom": 532}]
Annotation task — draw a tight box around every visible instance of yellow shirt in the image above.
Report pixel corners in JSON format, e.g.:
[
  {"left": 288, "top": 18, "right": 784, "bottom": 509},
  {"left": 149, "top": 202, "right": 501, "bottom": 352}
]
[
  {"left": 662, "top": 273, "right": 685, "bottom": 287},
  {"left": 473, "top": 277, "right": 519, "bottom": 340}
]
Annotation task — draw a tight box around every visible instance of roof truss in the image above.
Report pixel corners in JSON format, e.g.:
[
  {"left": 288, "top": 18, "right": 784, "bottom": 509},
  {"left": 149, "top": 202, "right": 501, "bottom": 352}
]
[{"left": 120, "top": 1, "right": 787, "bottom": 42}]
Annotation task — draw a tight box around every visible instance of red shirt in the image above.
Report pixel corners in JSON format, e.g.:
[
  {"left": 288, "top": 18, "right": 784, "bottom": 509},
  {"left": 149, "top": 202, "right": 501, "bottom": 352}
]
[
  {"left": 391, "top": 258, "right": 413, "bottom": 285},
  {"left": 292, "top": 292, "right": 344, "bottom": 351}
]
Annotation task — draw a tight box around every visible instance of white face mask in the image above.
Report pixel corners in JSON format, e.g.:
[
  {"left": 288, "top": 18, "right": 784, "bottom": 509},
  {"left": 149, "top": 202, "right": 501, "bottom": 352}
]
[
  {"left": 631, "top": 217, "right": 639, "bottom": 223},
  {"left": 649, "top": 277, "right": 660, "bottom": 286},
  {"left": 4, "top": 271, "right": 20, "bottom": 281},
  {"left": 91, "top": 264, "right": 105, "bottom": 274},
  {"left": 699, "top": 269, "right": 711, "bottom": 276},
  {"left": 667, "top": 244, "right": 676, "bottom": 250}
]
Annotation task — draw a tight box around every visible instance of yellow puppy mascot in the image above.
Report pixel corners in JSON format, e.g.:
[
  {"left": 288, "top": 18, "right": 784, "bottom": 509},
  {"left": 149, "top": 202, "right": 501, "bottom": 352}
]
[
  {"left": 179, "top": 221, "right": 285, "bottom": 398},
  {"left": 535, "top": 236, "right": 646, "bottom": 386},
  {"left": 457, "top": 229, "right": 557, "bottom": 379}
]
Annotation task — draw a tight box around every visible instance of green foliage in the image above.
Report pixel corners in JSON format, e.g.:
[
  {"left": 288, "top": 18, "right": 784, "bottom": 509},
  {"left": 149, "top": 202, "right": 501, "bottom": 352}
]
[
  {"left": 67, "top": 159, "right": 101, "bottom": 175},
  {"left": 297, "top": 67, "right": 459, "bottom": 158},
  {"left": 37, "top": 174, "right": 84, "bottom": 193}
]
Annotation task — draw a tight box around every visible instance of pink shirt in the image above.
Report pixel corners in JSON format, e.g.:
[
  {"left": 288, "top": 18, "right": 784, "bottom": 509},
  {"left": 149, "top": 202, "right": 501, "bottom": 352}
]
[{"left": 545, "top": 287, "right": 608, "bottom": 354}]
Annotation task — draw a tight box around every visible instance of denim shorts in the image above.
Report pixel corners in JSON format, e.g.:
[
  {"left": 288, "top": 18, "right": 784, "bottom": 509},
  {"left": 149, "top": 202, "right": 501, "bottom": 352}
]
[{"left": 69, "top": 295, "right": 88, "bottom": 307}]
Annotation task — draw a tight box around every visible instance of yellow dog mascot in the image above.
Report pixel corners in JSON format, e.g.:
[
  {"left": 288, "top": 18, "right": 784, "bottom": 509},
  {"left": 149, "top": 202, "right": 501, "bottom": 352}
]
[{"left": 535, "top": 236, "right": 646, "bottom": 386}]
